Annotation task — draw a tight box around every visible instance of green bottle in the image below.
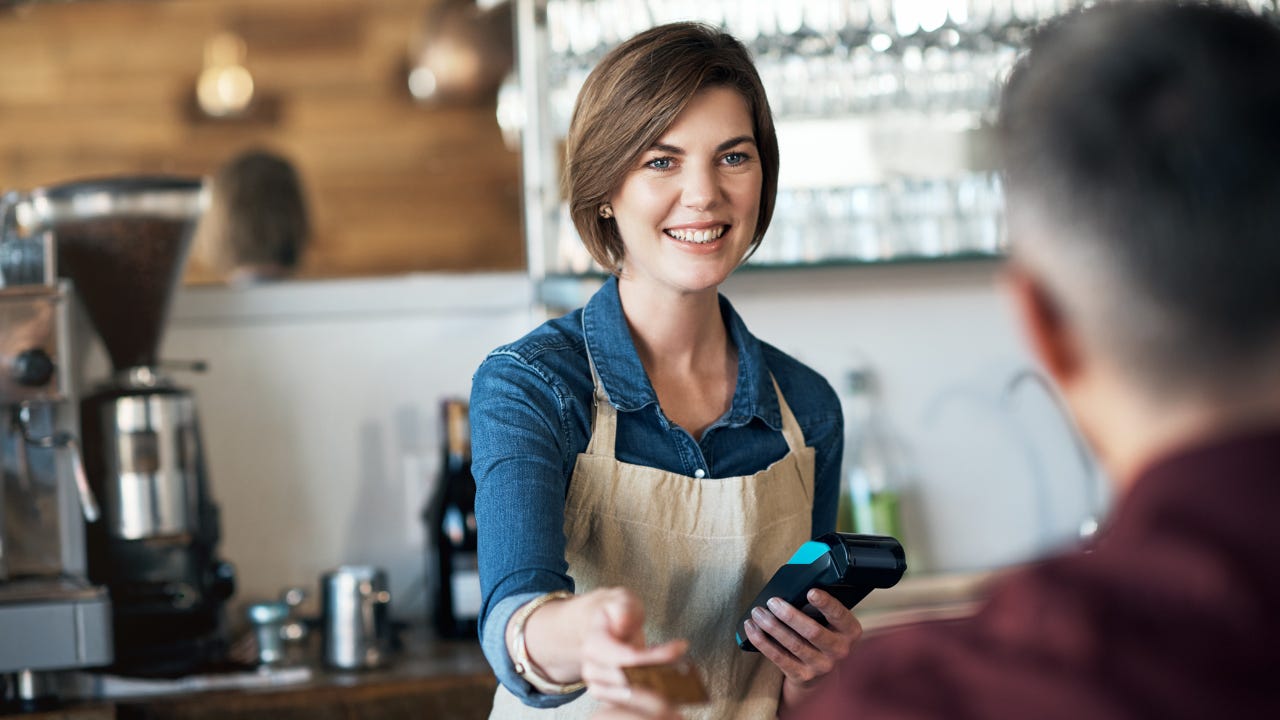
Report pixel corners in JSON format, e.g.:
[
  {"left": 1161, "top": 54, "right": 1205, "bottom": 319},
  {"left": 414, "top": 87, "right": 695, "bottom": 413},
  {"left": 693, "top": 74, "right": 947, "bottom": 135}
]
[{"left": 839, "top": 368, "right": 906, "bottom": 543}]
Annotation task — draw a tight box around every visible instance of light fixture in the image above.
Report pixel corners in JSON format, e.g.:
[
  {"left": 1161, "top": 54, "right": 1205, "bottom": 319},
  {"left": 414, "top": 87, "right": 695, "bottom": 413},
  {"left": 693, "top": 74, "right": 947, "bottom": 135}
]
[
  {"left": 196, "top": 32, "right": 255, "bottom": 119},
  {"left": 406, "top": 0, "right": 512, "bottom": 106},
  {"left": 495, "top": 71, "right": 523, "bottom": 151}
]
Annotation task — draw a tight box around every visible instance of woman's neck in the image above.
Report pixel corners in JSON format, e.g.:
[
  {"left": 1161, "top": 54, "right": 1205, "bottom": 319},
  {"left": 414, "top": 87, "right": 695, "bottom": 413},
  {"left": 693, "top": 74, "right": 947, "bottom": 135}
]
[
  {"left": 616, "top": 280, "right": 729, "bottom": 377},
  {"left": 617, "top": 278, "right": 738, "bottom": 440}
]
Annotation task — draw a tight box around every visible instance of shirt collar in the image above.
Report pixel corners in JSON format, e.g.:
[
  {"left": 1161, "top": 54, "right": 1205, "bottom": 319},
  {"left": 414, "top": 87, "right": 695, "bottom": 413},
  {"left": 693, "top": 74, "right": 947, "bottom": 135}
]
[{"left": 581, "top": 276, "right": 782, "bottom": 430}]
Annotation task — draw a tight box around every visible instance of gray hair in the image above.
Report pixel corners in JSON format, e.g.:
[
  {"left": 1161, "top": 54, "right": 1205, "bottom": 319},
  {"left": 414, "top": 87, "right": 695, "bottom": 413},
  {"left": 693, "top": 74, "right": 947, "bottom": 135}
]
[{"left": 998, "top": 0, "right": 1280, "bottom": 394}]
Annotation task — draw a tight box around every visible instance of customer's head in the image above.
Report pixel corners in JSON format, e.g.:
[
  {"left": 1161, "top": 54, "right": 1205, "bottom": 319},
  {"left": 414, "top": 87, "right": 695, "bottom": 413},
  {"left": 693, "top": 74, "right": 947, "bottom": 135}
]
[
  {"left": 998, "top": 0, "right": 1280, "bottom": 398},
  {"left": 564, "top": 22, "right": 779, "bottom": 274},
  {"left": 195, "top": 148, "right": 310, "bottom": 281}
]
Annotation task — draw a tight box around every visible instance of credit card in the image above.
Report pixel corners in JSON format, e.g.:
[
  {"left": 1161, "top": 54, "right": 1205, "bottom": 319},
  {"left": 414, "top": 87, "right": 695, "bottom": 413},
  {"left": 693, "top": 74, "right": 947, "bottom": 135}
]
[{"left": 621, "top": 659, "right": 709, "bottom": 705}]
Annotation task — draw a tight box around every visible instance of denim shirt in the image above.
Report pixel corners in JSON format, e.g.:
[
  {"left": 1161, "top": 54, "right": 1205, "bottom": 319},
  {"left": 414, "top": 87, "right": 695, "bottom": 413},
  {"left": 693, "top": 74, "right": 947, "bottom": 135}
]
[{"left": 470, "top": 276, "right": 843, "bottom": 708}]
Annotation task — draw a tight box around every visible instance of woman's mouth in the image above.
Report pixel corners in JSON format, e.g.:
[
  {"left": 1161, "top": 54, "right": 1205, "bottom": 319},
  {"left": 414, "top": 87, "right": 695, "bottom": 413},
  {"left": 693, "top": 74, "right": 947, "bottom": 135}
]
[{"left": 663, "top": 225, "right": 728, "bottom": 244}]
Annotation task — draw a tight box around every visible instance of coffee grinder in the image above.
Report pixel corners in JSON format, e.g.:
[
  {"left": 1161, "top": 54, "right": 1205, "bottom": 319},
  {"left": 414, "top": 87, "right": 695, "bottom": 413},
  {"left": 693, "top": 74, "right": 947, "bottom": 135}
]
[
  {"left": 0, "top": 196, "right": 113, "bottom": 710},
  {"left": 5, "top": 177, "right": 236, "bottom": 678}
]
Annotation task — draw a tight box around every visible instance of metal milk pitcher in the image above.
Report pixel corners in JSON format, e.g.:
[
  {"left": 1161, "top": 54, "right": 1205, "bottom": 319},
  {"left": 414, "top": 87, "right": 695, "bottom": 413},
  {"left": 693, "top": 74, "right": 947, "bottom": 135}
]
[{"left": 321, "top": 565, "right": 392, "bottom": 670}]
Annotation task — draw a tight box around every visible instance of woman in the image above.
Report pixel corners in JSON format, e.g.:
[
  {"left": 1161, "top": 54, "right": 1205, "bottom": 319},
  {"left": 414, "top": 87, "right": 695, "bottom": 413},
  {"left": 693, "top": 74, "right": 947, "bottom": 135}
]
[{"left": 471, "top": 23, "right": 858, "bottom": 719}]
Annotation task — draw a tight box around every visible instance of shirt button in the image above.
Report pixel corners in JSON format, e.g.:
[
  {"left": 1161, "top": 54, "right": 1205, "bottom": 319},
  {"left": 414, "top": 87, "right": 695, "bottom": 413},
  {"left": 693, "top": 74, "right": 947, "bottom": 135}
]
[{"left": 694, "top": 468, "right": 706, "bottom": 479}]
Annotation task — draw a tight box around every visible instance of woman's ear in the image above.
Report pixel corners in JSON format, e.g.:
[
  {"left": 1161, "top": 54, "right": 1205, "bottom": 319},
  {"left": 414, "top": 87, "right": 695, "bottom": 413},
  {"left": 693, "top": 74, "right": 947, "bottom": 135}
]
[{"left": 1003, "top": 263, "right": 1084, "bottom": 388}]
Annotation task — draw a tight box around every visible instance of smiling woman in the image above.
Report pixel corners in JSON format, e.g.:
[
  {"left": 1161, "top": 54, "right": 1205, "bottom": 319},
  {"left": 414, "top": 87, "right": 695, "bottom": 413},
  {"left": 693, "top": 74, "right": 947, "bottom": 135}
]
[
  {"left": 0, "top": 0, "right": 523, "bottom": 282},
  {"left": 470, "top": 22, "right": 849, "bottom": 720}
]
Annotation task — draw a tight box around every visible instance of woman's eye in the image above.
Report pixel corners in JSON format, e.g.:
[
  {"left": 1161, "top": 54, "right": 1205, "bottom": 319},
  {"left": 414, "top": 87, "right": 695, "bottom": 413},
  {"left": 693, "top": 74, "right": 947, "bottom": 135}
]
[
  {"left": 723, "top": 152, "right": 749, "bottom": 166},
  {"left": 645, "top": 157, "right": 674, "bottom": 170}
]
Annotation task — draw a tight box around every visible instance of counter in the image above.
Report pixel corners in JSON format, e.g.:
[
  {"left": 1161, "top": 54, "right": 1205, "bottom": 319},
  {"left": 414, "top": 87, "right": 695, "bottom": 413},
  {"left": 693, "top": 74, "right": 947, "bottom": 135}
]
[
  {"left": 857, "top": 568, "right": 1002, "bottom": 634},
  {"left": 8, "top": 641, "right": 495, "bottom": 720}
]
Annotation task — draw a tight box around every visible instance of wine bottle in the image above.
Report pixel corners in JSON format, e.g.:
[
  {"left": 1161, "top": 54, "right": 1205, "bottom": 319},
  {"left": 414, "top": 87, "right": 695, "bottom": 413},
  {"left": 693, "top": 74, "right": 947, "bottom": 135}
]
[{"left": 432, "top": 398, "right": 481, "bottom": 640}]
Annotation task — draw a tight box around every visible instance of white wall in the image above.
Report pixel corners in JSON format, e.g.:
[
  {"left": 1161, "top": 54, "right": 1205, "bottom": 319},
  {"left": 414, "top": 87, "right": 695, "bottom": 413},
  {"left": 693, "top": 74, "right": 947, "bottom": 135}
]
[
  {"left": 721, "top": 263, "right": 1106, "bottom": 573},
  {"left": 158, "top": 274, "right": 536, "bottom": 623},
  {"left": 147, "top": 265, "right": 1104, "bottom": 624}
]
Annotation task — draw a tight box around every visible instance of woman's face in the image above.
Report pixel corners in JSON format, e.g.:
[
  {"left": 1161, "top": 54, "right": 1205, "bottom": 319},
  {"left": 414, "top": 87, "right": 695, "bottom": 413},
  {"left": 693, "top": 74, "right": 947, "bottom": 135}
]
[{"left": 609, "top": 86, "right": 762, "bottom": 296}]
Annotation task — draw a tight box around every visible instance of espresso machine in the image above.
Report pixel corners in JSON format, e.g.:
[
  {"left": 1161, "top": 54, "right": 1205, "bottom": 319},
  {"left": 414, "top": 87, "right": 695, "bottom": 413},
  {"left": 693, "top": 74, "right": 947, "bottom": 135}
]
[
  {"left": 1, "top": 177, "right": 235, "bottom": 679},
  {"left": 0, "top": 201, "right": 112, "bottom": 709}
]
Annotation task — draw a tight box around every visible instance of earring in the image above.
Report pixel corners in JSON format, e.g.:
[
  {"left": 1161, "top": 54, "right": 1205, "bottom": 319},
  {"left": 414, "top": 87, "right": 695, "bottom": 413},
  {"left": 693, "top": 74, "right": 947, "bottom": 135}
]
[{"left": 598, "top": 203, "right": 613, "bottom": 219}]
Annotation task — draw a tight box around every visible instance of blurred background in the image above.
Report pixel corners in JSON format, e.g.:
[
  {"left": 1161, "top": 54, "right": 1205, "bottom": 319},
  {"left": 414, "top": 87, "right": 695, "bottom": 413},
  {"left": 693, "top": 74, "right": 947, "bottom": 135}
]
[{"left": 12, "top": 0, "right": 1264, "bottom": 707}]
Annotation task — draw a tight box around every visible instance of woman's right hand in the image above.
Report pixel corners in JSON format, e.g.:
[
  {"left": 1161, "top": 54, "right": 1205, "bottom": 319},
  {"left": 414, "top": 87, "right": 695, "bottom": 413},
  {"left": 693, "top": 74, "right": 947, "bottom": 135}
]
[{"left": 576, "top": 587, "right": 688, "bottom": 705}]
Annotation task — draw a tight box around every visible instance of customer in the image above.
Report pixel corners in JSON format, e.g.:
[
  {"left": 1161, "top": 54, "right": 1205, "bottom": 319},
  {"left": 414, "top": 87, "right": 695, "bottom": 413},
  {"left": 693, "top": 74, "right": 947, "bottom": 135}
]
[
  {"left": 594, "top": 1, "right": 1280, "bottom": 718},
  {"left": 470, "top": 22, "right": 854, "bottom": 720},
  {"left": 193, "top": 148, "right": 310, "bottom": 284}
]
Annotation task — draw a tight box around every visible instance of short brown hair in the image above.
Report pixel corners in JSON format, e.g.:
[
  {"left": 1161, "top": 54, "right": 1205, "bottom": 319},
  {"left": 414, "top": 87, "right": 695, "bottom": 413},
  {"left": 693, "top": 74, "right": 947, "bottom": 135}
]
[{"left": 564, "top": 23, "right": 779, "bottom": 273}]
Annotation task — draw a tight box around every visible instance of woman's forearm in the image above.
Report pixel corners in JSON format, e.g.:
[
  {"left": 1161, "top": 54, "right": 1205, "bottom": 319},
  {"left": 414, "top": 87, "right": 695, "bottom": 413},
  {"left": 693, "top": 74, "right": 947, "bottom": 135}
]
[
  {"left": 506, "top": 587, "right": 686, "bottom": 696},
  {"left": 508, "top": 593, "right": 589, "bottom": 683}
]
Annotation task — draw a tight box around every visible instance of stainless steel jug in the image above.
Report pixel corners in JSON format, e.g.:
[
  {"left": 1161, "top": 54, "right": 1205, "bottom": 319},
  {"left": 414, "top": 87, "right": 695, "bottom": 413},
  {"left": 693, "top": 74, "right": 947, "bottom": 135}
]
[{"left": 321, "top": 566, "right": 391, "bottom": 670}]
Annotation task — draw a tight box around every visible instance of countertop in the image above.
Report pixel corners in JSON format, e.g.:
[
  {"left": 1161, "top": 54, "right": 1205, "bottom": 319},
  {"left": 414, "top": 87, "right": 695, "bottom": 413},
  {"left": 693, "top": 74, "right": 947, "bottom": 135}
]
[
  {"left": 7, "top": 638, "right": 495, "bottom": 720},
  {"left": 855, "top": 568, "right": 1003, "bottom": 634}
]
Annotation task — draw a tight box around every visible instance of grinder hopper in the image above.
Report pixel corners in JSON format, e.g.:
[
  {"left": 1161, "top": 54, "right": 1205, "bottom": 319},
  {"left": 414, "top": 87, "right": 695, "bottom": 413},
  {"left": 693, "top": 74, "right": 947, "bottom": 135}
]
[{"left": 24, "top": 176, "right": 208, "bottom": 374}]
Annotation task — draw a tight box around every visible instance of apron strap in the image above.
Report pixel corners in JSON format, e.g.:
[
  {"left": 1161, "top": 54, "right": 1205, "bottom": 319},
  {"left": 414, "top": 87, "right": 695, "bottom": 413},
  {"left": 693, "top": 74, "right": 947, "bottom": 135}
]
[
  {"left": 583, "top": 328, "right": 619, "bottom": 458},
  {"left": 770, "top": 374, "right": 808, "bottom": 456}
]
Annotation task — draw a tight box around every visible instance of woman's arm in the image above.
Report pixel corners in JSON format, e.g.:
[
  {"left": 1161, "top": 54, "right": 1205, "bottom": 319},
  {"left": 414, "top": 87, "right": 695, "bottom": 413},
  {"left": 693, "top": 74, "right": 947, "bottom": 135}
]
[
  {"left": 471, "top": 353, "right": 685, "bottom": 705},
  {"left": 472, "top": 353, "right": 581, "bottom": 706},
  {"left": 520, "top": 586, "right": 688, "bottom": 703}
]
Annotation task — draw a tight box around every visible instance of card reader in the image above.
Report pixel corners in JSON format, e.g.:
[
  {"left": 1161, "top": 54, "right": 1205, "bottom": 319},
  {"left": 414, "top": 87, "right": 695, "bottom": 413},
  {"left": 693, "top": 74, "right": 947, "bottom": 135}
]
[{"left": 736, "top": 532, "right": 907, "bottom": 651}]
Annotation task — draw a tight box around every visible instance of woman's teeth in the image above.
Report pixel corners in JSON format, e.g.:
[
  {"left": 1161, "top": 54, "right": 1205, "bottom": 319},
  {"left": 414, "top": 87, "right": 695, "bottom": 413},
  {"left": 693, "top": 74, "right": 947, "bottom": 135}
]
[{"left": 664, "top": 226, "right": 726, "bottom": 244}]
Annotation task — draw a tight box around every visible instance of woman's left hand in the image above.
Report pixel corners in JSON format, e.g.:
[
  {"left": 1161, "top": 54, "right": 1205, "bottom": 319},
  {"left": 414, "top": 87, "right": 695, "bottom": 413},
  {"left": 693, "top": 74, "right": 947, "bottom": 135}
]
[{"left": 740, "top": 588, "right": 863, "bottom": 709}]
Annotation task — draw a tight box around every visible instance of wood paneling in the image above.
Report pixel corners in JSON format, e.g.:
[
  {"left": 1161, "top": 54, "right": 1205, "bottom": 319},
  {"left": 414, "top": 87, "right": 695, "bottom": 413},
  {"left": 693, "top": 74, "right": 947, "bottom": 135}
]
[{"left": 0, "top": 0, "right": 524, "bottom": 283}]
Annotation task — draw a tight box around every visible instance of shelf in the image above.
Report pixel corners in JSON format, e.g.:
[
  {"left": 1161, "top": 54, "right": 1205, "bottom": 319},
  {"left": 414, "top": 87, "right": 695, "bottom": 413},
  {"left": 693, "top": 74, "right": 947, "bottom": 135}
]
[
  {"left": 774, "top": 117, "right": 998, "bottom": 190},
  {"left": 536, "top": 251, "right": 1005, "bottom": 309},
  {"left": 739, "top": 251, "right": 1004, "bottom": 272}
]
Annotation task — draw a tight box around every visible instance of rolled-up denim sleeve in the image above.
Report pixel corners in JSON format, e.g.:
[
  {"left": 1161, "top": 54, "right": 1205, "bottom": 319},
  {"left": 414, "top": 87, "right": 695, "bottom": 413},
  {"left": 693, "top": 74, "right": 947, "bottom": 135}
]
[
  {"left": 470, "top": 351, "right": 583, "bottom": 707},
  {"left": 480, "top": 591, "right": 587, "bottom": 707}
]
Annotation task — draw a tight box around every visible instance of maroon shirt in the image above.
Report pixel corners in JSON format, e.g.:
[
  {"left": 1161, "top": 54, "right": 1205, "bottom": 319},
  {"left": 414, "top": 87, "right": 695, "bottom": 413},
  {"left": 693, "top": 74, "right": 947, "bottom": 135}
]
[{"left": 793, "top": 428, "right": 1280, "bottom": 719}]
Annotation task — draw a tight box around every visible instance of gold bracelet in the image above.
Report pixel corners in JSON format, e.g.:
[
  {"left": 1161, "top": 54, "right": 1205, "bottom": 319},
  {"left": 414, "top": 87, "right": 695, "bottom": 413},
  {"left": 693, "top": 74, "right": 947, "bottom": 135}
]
[{"left": 508, "top": 590, "right": 586, "bottom": 695}]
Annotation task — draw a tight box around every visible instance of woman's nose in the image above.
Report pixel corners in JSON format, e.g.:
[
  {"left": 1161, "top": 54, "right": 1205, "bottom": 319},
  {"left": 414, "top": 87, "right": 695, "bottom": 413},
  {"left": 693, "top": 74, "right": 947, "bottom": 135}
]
[{"left": 681, "top": 166, "right": 721, "bottom": 210}]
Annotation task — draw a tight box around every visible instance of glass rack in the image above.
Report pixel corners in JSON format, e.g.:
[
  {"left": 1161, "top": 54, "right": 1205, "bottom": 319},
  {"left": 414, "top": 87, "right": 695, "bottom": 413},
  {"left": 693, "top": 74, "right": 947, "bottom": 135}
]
[{"left": 504, "top": 0, "right": 1278, "bottom": 293}]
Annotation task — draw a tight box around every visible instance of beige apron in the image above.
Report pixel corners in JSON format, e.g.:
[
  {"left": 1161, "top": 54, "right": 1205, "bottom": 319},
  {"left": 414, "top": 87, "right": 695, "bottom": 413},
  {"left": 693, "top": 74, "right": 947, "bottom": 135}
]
[{"left": 491, "top": 363, "right": 815, "bottom": 719}]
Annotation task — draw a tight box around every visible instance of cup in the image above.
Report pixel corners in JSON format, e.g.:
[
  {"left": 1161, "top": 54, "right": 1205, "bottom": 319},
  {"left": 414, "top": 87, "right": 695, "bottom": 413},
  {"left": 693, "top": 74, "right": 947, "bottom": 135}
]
[
  {"left": 245, "top": 586, "right": 309, "bottom": 666},
  {"left": 246, "top": 600, "right": 290, "bottom": 666},
  {"left": 321, "top": 565, "right": 392, "bottom": 670}
]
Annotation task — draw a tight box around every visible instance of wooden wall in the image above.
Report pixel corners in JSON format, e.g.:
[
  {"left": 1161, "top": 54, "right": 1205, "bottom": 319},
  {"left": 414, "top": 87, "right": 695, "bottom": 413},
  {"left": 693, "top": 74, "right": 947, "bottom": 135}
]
[{"left": 0, "top": 0, "right": 525, "bottom": 283}]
